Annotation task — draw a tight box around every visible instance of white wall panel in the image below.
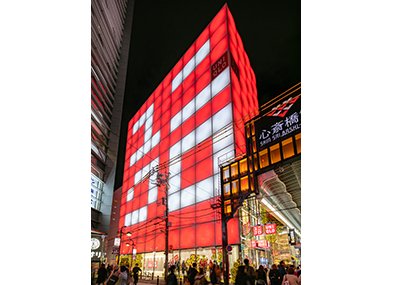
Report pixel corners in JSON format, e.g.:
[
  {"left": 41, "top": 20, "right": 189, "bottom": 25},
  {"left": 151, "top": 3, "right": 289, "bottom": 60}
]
[
  {"left": 168, "top": 192, "right": 181, "bottom": 212},
  {"left": 170, "top": 112, "right": 182, "bottom": 132},
  {"left": 182, "top": 99, "right": 195, "bottom": 123},
  {"left": 182, "top": 130, "right": 195, "bottom": 153},
  {"left": 212, "top": 103, "right": 232, "bottom": 134},
  {"left": 196, "top": 176, "right": 214, "bottom": 202},
  {"left": 181, "top": 185, "right": 196, "bottom": 208},
  {"left": 139, "top": 206, "right": 147, "bottom": 222},
  {"left": 196, "top": 118, "right": 212, "bottom": 145},
  {"left": 195, "top": 85, "right": 211, "bottom": 110},
  {"left": 211, "top": 67, "right": 230, "bottom": 97},
  {"left": 127, "top": 188, "right": 134, "bottom": 202}
]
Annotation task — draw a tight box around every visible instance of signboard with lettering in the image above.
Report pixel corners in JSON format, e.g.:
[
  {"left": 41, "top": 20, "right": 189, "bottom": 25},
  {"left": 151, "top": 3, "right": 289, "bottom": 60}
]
[
  {"left": 252, "top": 225, "right": 264, "bottom": 236},
  {"left": 255, "top": 96, "right": 301, "bottom": 151},
  {"left": 264, "top": 223, "right": 277, "bottom": 235}
]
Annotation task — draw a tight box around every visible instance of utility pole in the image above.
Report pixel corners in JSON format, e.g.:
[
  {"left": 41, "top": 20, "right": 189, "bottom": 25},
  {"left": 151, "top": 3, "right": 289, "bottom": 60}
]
[{"left": 150, "top": 170, "right": 170, "bottom": 283}]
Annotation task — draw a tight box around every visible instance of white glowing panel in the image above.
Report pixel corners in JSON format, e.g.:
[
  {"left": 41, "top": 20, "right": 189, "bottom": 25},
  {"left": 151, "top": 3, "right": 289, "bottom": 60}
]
[
  {"left": 169, "top": 160, "right": 181, "bottom": 176},
  {"left": 146, "top": 104, "right": 154, "bottom": 118},
  {"left": 195, "top": 85, "right": 211, "bottom": 110},
  {"left": 172, "top": 72, "right": 183, "bottom": 92},
  {"left": 212, "top": 67, "right": 230, "bottom": 97},
  {"left": 143, "top": 139, "right": 152, "bottom": 155},
  {"left": 170, "top": 112, "right": 182, "bottom": 132},
  {"left": 196, "top": 176, "right": 214, "bottom": 202},
  {"left": 196, "top": 118, "right": 212, "bottom": 145},
  {"left": 130, "top": 152, "right": 137, "bottom": 166},
  {"left": 213, "top": 145, "right": 235, "bottom": 174},
  {"left": 182, "top": 99, "right": 195, "bottom": 123},
  {"left": 168, "top": 192, "right": 181, "bottom": 212},
  {"left": 148, "top": 186, "right": 158, "bottom": 204},
  {"left": 136, "top": 147, "right": 143, "bottom": 161},
  {"left": 131, "top": 209, "right": 139, "bottom": 225},
  {"left": 132, "top": 120, "right": 139, "bottom": 134},
  {"left": 125, "top": 213, "right": 131, "bottom": 226},
  {"left": 144, "top": 126, "right": 153, "bottom": 142},
  {"left": 213, "top": 126, "right": 234, "bottom": 153},
  {"left": 169, "top": 174, "right": 181, "bottom": 194},
  {"left": 182, "top": 130, "right": 195, "bottom": 153},
  {"left": 183, "top": 57, "right": 195, "bottom": 79},
  {"left": 134, "top": 169, "right": 142, "bottom": 185},
  {"left": 195, "top": 40, "right": 210, "bottom": 64},
  {"left": 151, "top": 131, "right": 160, "bottom": 149},
  {"left": 139, "top": 206, "right": 147, "bottom": 222},
  {"left": 181, "top": 185, "right": 196, "bottom": 208},
  {"left": 170, "top": 141, "right": 181, "bottom": 159},
  {"left": 127, "top": 188, "right": 134, "bottom": 202},
  {"left": 212, "top": 103, "right": 232, "bottom": 134}
]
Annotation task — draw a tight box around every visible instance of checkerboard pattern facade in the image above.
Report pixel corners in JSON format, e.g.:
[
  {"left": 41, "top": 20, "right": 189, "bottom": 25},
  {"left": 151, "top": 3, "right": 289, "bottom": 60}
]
[{"left": 119, "top": 4, "right": 259, "bottom": 254}]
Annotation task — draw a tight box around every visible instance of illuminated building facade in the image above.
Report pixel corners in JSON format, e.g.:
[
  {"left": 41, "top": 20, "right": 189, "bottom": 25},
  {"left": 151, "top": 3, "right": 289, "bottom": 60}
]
[{"left": 118, "top": 5, "right": 259, "bottom": 272}]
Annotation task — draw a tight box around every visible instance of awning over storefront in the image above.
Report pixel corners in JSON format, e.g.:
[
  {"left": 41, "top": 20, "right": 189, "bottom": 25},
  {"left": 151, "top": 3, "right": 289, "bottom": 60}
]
[{"left": 257, "top": 160, "right": 301, "bottom": 235}]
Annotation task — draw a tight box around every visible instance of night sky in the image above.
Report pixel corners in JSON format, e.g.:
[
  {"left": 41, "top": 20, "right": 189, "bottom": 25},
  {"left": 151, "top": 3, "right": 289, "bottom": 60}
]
[{"left": 114, "top": 0, "right": 300, "bottom": 189}]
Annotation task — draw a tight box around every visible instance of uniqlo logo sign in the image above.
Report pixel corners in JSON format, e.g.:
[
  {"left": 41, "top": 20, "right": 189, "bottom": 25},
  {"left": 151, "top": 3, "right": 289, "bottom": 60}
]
[
  {"left": 264, "top": 224, "right": 277, "bottom": 235},
  {"left": 252, "top": 225, "right": 263, "bottom": 236},
  {"left": 120, "top": 4, "right": 258, "bottom": 253}
]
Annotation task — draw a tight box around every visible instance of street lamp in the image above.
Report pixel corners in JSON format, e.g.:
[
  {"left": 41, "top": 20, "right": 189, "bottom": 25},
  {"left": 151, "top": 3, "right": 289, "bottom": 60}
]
[{"left": 118, "top": 226, "right": 132, "bottom": 265}]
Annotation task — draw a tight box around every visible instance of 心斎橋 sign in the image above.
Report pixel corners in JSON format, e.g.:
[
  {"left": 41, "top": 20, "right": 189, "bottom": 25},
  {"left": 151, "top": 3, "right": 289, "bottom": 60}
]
[{"left": 255, "top": 96, "right": 301, "bottom": 151}]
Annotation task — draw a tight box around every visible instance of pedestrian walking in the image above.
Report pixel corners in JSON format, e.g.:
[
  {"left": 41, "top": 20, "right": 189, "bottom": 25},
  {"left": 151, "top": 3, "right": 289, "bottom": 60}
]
[
  {"left": 187, "top": 263, "right": 198, "bottom": 285},
  {"left": 96, "top": 263, "right": 108, "bottom": 285},
  {"left": 119, "top": 265, "right": 129, "bottom": 285},
  {"left": 168, "top": 265, "right": 178, "bottom": 285},
  {"left": 235, "top": 265, "right": 249, "bottom": 285},
  {"left": 281, "top": 267, "right": 299, "bottom": 285},
  {"left": 194, "top": 268, "right": 207, "bottom": 285},
  {"left": 278, "top": 261, "right": 287, "bottom": 282},
  {"left": 244, "top": 259, "right": 256, "bottom": 285},
  {"left": 210, "top": 263, "right": 218, "bottom": 285},
  {"left": 268, "top": 264, "right": 280, "bottom": 285},
  {"left": 132, "top": 263, "right": 142, "bottom": 285},
  {"left": 256, "top": 265, "right": 267, "bottom": 285},
  {"left": 106, "top": 266, "right": 120, "bottom": 285}
]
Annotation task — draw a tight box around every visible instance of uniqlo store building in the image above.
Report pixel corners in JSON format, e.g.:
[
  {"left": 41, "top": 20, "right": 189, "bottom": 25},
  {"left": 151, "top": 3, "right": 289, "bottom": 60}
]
[{"left": 116, "top": 5, "right": 301, "bottom": 279}]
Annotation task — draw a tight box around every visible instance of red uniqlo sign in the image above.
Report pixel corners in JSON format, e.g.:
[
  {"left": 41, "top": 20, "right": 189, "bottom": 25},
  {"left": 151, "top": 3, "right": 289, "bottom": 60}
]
[
  {"left": 252, "top": 225, "right": 263, "bottom": 236},
  {"left": 119, "top": 4, "right": 258, "bottom": 254},
  {"left": 265, "top": 224, "right": 277, "bottom": 234}
]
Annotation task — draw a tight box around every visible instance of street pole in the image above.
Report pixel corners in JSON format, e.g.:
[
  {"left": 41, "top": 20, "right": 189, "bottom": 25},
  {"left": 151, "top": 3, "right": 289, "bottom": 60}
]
[
  {"left": 221, "top": 196, "right": 230, "bottom": 285},
  {"left": 165, "top": 178, "right": 169, "bottom": 283},
  {"left": 118, "top": 227, "right": 123, "bottom": 266}
]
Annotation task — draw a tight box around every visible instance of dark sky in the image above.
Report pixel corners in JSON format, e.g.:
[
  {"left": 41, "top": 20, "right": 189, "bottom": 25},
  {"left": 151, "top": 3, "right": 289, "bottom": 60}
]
[{"left": 115, "top": 0, "right": 300, "bottom": 188}]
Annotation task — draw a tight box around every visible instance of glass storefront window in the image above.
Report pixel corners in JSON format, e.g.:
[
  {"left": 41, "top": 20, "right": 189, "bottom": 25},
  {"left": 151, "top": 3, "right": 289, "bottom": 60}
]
[
  {"left": 259, "top": 149, "right": 269, "bottom": 168},
  {"left": 232, "top": 179, "right": 239, "bottom": 195},
  {"left": 282, "top": 137, "right": 295, "bottom": 159},
  {"left": 230, "top": 163, "right": 238, "bottom": 178},
  {"left": 239, "top": 158, "right": 247, "bottom": 175},
  {"left": 223, "top": 166, "right": 230, "bottom": 182},
  {"left": 224, "top": 200, "right": 232, "bottom": 215},
  {"left": 269, "top": 143, "right": 281, "bottom": 164},
  {"left": 240, "top": 176, "right": 249, "bottom": 192},
  {"left": 295, "top": 133, "right": 301, "bottom": 154},
  {"left": 224, "top": 183, "right": 231, "bottom": 197}
]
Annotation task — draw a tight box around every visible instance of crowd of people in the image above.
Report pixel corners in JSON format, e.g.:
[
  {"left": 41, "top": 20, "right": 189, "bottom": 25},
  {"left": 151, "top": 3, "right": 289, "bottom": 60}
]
[
  {"left": 95, "top": 263, "right": 142, "bottom": 285},
  {"left": 235, "top": 260, "right": 301, "bottom": 285},
  {"left": 94, "top": 259, "right": 300, "bottom": 285}
]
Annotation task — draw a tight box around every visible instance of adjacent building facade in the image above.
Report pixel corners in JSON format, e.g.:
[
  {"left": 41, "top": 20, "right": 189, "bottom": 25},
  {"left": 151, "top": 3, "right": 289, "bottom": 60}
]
[{"left": 91, "top": 0, "right": 134, "bottom": 270}]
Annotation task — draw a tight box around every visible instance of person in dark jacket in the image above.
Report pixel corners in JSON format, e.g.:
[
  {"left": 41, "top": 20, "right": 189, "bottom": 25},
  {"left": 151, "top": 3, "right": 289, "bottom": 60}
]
[
  {"left": 168, "top": 265, "right": 178, "bottom": 285},
  {"left": 132, "top": 263, "right": 142, "bottom": 285},
  {"left": 268, "top": 264, "right": 280, "bottom": 285},
  {"left": 256, "top": 265, "right": 267, "bottom": 285},
  {"left": 278, "top": 261, "right": 287, "bottom": 282},
  {"left": 188, "top": 263, "right": 198, "bottom": 285},
  {"left": 235, "top": 265, "right": 249, "bottom": 285},
  {"left": 96, "top": 263, "right": 108, "bottom": 285},
  {"left": 210, "top": 264, "right": 218, "bottom": 285}
]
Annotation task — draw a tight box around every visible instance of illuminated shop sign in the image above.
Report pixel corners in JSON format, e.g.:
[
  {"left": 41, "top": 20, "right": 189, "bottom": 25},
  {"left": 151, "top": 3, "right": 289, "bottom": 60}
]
[
  {"left": 120, "top": 5, "right": 258, "bottom": 252},
  {"left": 251, "top": 240, "right": 269, "bottom": 248},
  {"left": 252, "top": 225, "right": 263, "bottom": 236},
  {"left": 264, "top": 223, "right": 277, "bottom": 235},
  {"left": 255, "top": 96, "right": 301, "bottom": 151},
  {"left": 91, "top": 236, "right": 103, "bottom": 261}
]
